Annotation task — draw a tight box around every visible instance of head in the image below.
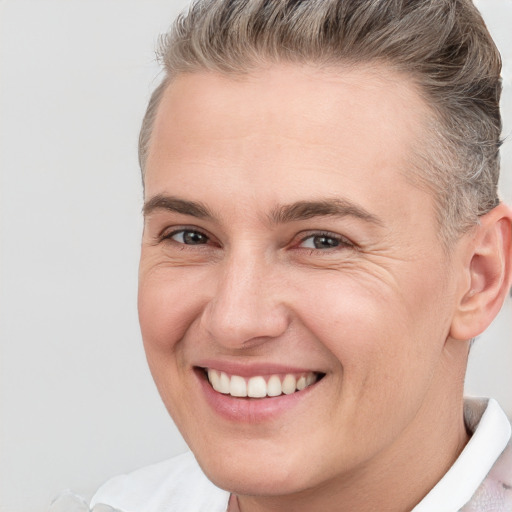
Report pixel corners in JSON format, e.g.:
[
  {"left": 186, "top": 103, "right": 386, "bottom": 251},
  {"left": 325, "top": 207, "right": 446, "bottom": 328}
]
[
  {"left": 140, "top": 0, "right": 503, "bottom": 244},
  {"left": 137, "top": 1, "right": 512, "bottom": 509}
]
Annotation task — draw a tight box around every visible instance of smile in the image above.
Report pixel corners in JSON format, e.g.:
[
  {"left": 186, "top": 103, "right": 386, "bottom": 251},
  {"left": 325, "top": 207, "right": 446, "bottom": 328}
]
[{"left": 206, "top": 368, "right": 321, "bottom": 398}]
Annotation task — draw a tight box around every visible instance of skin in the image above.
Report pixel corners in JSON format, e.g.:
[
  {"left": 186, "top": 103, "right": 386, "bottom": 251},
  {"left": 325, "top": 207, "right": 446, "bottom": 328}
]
[{"left": 138, "top": 64, "right": 511, "bottom": 511}]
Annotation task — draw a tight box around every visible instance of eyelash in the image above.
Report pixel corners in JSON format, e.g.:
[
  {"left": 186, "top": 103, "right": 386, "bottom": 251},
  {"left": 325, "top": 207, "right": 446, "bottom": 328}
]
[
  {"left": 160, "top": 227, "right": 355, "bottom": 253},
  {"left": 296, "top": 231, "right": 354, "bottom": 252},
  {"left": 160, "top": 227, "right": 216, "bottom": 247}
]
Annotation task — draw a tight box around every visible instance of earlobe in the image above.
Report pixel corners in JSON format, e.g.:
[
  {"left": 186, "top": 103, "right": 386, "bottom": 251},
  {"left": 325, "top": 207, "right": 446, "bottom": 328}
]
[{"left": 450, "top": 203, "right": 512, "bottom": 341}]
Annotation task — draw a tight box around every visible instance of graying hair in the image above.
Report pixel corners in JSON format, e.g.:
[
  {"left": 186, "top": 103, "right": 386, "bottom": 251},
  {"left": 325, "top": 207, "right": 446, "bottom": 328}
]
[{"left": 139, "top": 0, "right": 503, "bottom": 242}]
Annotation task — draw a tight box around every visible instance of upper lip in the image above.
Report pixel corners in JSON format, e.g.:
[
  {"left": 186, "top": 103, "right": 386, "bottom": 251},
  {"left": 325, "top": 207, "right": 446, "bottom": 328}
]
[{"left": 194, "top": 359, "right": 323, "bottom": 378}]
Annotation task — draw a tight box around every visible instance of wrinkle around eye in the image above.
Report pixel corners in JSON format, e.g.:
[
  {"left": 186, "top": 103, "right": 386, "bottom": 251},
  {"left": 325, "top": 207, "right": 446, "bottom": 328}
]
[
  {"left": 291, "top": 254, "right": 406, "bottom": 301},
  {"left": 141, "top": 232, "right": 223, "bottom": 269},
  {"left": 140, "top": 251, "right": 220, "bottom": 276},
  {"left": 288, "top": 240, "right": 406, "bottom": 277}
]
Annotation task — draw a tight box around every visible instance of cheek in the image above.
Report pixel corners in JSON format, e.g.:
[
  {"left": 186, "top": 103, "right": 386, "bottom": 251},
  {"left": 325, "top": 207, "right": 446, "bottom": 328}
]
[
  {"left": 294, "top": 266, "right": 449, "bottom": 394},
  {"left": 138, "top": 266, "right": 206, "bottom": 357},
  {"left": 137, "top": 271, "right": 202, "bottom": 425}
]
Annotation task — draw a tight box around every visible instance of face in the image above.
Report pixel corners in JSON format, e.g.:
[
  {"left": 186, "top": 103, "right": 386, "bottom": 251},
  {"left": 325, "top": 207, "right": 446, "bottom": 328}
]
[{"left": 138, "top": 65, "right": 464, "bottom": 498}]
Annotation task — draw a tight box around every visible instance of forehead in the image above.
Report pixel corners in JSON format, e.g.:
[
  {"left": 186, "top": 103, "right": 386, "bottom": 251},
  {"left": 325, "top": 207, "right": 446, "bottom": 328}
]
[
  {"left": 145, "top": 64, "right": 435, "bottom": 229},
  {"left": 155, "top": 65, "right": 426, "bottom": 144}
]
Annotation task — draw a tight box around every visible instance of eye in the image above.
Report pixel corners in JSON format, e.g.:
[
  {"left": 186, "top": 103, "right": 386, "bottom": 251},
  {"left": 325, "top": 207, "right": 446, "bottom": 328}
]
[
  {"left": 169, "top": 229, "right": 210, "bottom": 245},
  {"left": 298, "top": 233, "right": 351, "bottom": 250}
]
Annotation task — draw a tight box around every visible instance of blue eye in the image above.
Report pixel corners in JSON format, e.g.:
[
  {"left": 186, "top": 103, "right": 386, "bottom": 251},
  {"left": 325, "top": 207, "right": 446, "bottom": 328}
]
[
  {"left": 170, "top": 230, "right": 209, "bottom": 245},
  {"left": 299, "top": 233, "right": 348, "bottom": 250}
]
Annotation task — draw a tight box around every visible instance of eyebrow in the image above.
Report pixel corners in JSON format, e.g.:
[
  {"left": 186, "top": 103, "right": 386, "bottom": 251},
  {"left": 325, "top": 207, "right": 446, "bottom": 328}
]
[
  {"left": 269, "top": 199, "right": 383, "bottom": 226},
  {"left": 143, "top": 195, "right": 213, "bottom": 219},
  {"left": 143, "top": 194, "right": 383, "bottom": 226}
]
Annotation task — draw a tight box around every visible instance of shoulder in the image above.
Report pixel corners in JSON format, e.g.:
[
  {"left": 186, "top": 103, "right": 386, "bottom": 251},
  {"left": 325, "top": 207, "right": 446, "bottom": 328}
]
[{"left": 90, "top": 451, "right": 230, "bottom": 512}]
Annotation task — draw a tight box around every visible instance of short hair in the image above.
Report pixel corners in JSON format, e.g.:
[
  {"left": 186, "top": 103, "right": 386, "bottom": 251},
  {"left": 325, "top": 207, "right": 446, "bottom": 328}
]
[{"left": 139, "top": 0, "right": 503, "bottom": 243}]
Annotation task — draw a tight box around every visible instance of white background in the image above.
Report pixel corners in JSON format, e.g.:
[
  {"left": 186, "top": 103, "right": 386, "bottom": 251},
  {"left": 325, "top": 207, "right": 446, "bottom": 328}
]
[{"left": 0, "top": 1, "right": 510, "bottom": 511}]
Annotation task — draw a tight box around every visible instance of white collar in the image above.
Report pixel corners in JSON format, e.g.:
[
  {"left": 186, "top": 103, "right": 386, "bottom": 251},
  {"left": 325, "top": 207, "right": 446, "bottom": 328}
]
[{"left": 412, "top": 398, "right": 511, "bottom": 512}]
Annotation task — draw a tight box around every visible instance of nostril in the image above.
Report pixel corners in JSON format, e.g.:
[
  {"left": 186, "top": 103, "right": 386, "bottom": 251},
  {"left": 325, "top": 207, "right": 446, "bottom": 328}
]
[{"left": 199, "top": 298, "right": 290, "bottom": 349}]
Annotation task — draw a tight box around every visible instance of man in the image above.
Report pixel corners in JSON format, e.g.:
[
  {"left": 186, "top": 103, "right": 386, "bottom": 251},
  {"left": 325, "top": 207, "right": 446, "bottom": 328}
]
[{"left": 91, "top": 0, "right": 512, "bottom": 510}]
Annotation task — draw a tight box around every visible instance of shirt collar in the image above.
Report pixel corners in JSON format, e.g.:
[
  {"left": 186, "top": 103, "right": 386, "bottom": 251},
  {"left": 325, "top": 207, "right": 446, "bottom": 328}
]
[{"left": 412, "top": 398, "right": 511, "bottom": 512}]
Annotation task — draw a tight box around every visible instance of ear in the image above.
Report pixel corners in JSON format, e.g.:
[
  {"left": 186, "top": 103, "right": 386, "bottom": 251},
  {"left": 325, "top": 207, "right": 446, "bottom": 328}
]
[{"left": 450, "top": 202, "right": 512, "bottom": 341}]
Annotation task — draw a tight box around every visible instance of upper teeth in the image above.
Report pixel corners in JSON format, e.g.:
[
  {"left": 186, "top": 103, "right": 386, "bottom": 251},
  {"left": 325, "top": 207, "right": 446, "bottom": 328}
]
[{"left": 206, "top": 369, "right": 318, "bottom": 398}]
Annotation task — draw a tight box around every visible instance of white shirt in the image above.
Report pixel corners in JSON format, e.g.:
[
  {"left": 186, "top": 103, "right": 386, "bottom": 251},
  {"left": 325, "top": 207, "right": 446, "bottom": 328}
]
[{"left": 90, "top": 398, "right": 511, "bottom": 512}]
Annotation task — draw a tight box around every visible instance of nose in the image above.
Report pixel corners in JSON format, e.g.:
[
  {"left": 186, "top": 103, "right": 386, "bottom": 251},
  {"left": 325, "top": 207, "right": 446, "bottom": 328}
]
[{"left": 199, "top": 250, "right": 290, "bottom": 349}]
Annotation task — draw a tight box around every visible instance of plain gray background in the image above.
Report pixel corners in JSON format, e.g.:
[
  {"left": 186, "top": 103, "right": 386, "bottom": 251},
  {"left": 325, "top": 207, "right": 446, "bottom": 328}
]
[{"left": 0, "top": 1, "right": 510, "bottom": 511}]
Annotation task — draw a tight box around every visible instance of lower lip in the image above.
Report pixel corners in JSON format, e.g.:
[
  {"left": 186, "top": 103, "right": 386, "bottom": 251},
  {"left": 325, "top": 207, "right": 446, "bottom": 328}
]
[{"left": 196, "top": 369, "right": 319, "bottom": 423}]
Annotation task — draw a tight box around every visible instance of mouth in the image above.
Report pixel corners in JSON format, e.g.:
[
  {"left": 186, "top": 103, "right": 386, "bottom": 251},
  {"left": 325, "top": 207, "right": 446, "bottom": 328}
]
[{"left": 203, "top": 368, "right": 324, "bottom": 399}]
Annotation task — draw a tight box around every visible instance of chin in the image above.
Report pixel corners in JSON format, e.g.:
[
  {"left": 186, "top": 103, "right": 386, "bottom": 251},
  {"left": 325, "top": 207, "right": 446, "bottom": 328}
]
[
  {"left": 191, "top": 440, "right": 326, "bottom": 497},
  {"left": 202, "top": 460, "right": 308, "bottom": 496}
]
